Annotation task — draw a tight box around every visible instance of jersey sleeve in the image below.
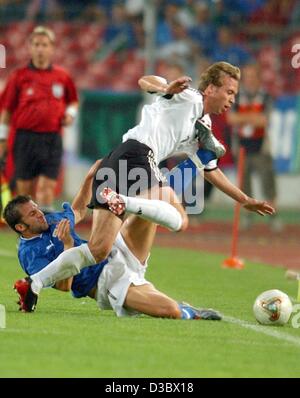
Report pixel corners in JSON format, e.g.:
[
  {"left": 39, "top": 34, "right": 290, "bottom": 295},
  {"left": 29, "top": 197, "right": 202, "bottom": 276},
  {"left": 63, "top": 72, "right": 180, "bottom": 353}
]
[
  {"left": 147, "top": 76, "right": 168, "bottom": 95},
  {"left": 204, "top": 158, "right": 218, "bottom": 171},
  {"left": 64, "top": 74, "right": 78, "bottom": 104},
  {"left": 1, "top": 71, "right": 19, "bottom": 112},
  {"left": 46, "top": 204, "right": 76, "bottom": 229},
  {"left": 61, "top": 202, "right": 76, "bottom": 228},
  {"left": 18, "top": 246, "right": 52, "bottom": 276}
]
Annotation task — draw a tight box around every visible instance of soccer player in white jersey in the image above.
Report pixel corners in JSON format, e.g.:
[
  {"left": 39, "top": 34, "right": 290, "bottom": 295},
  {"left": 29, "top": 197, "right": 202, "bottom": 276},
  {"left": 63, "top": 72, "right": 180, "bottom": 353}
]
[{"left": 16, "top": 62, "right": 275, "bottom": 299}]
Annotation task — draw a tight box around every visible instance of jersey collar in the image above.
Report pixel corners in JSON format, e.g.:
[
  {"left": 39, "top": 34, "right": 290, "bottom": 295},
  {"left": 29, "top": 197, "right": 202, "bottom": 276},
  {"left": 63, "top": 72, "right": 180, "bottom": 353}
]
[
  {"left": 28, "top": 60, "right": 53, "bottom": 71},
  {"left": 20, "top": 234, "right": 43, "bottom": 241}
]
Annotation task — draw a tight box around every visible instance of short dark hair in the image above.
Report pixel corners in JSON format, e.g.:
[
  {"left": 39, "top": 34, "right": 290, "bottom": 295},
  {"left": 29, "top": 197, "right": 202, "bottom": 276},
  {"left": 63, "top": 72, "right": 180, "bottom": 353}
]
[{"left": 3, "top": 195, "right": 32, "bottom": 233}]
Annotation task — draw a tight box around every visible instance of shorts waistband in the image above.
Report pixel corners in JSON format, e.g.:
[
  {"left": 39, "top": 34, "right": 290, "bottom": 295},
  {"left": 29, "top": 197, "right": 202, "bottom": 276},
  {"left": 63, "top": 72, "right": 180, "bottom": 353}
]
[
  {"left": 123, "top": 139, "right": 153, "bottom": 153},
  {"left": 16, "top": 129, "right": 59, "bottom": 135}
]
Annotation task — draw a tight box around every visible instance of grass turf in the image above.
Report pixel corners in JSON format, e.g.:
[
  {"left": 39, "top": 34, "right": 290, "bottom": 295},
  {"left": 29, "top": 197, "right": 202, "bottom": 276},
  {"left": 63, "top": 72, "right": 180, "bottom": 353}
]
[{"left": 0, "top": 231, "right": 299, "bottom": 378}]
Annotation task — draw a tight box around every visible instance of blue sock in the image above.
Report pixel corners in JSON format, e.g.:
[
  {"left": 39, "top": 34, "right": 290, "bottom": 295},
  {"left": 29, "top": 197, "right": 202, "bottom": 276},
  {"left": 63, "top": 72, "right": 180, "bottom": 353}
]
[
  {"left": 165, "top": 149, "right": 216, "bottom": 195},
  {"left": 178, "top": 303, "right": 197, "bottom": 320}
]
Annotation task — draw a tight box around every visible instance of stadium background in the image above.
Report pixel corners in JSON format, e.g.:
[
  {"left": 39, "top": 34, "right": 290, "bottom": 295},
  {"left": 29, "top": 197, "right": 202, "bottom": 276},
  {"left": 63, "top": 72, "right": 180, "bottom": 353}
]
[{"left": 0, "top": 0, "right": 300, "bottom": 268}]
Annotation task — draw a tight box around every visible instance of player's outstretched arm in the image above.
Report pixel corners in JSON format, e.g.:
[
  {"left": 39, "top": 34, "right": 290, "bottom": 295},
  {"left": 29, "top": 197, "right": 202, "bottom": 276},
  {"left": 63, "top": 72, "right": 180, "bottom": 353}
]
[
  {"left": 242, "top": 198, "right": 275, "bottom": 216},
  {"left": 204, "top": 168, "right": 275, "bottom": 216},
  {"left": 138, "top": 75, "right": 192, "bottom": 95},
  {"left": 71, "top": 159, "right": 102, "bottom": 224}
]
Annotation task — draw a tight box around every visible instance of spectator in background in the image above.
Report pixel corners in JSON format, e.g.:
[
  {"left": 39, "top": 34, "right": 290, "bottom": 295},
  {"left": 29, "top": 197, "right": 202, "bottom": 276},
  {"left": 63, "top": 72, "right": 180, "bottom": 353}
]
[
  {"left": 26, "top": 0, "right": 63, "bottom": 21},
  {"left": 226, "top": 0, "right": 268, "bottom": 21},
  {"left": 227, "top": 63, "right": 282, "bottom": 232},
  {"left": 245, "top": 0, "right": 294, "bottom": 40},
  {"left": 188, "top": 1, "right": 216, "bottom": 58},
  {"left": 0, "top": 26, "right": 78, "bottom": 212},
  {"left": 157, "top": 21, "right": 195, "bottom": 73},
  {"left": 290, "top": 0, "right": 300, "bottom": 27},
  {"left": 156, "top": 1, "right": 178, "bottom": 47},
  {"left": 249, "top": 0, "right": 294, "bottom": 27},
  {"left": 102, "top": 3, "right": 136, "bottom": 50},
  {"left": 125, "top": 0, "right": 144, "bottom": 17},
  {"left": 211, "top": 0, "right": 232, "bottom": 27},
  {"left": 0, "top": 0, "right": 28, "bottom": 21},
  {"left": 211, "top": 25, "right": 253, "bottom": 66},
  {"left": 159, "top": 60, "right": 185, "bottom": 83}
]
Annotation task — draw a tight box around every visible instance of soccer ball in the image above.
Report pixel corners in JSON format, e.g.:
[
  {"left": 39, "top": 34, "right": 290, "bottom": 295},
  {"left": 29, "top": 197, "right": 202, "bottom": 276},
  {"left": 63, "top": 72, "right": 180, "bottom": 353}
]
[{"left": 253, "top": 289, "right": 293, "bottom": 326}]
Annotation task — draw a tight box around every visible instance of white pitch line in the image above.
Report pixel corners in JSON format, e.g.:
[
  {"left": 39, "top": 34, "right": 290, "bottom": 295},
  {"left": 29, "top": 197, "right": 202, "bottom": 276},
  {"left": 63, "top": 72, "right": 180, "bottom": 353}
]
[
  {"left": 0, "top": 328, "right": 69, "bottom": 335},
  {"left": 0, "top": 249, "right": 16, "bottom": 258},
  {"left": 224, "top": 315, "right": 300, "bottom": 348}
]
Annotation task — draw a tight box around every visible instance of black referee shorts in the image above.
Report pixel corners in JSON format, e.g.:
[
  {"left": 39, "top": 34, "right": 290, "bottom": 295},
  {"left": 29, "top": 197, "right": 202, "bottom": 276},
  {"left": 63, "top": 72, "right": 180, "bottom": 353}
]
[
  {"left": 89, "top": 139, "right": 166, "bottom": 209},
  {"left": 14, "top": 130, "right": 63, "bottom": 180}
]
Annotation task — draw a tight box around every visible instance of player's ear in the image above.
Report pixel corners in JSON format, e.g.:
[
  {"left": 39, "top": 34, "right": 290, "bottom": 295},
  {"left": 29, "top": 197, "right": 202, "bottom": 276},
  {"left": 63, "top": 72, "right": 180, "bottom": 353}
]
[
  {"left": 204, "top": 84, "right": 215, "bottom": 95},
  {"left": 15, "top": 223, "right": 26, "bottom": 233}
]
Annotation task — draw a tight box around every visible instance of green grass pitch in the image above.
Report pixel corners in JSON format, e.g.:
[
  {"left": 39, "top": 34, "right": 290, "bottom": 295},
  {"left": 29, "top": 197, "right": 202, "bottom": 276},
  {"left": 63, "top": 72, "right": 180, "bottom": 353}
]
[{"left": 0, "top": 231, "right": 299, "bottom": 378}]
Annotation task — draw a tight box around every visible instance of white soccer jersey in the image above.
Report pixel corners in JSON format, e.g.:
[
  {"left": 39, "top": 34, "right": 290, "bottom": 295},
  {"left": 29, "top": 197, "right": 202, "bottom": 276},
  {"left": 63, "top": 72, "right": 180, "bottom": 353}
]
[{"left": 122, "top": 87, "right": 211, "bottom": 163}]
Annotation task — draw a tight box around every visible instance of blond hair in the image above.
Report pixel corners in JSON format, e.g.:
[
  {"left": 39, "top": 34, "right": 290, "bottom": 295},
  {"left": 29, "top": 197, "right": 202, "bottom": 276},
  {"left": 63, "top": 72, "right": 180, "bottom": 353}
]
[
  {"left": 30, "top": 26, "right": 55, "bottom": 44},
  {"left": 198, "top": 62, "right": 240, "bottom": 91}
]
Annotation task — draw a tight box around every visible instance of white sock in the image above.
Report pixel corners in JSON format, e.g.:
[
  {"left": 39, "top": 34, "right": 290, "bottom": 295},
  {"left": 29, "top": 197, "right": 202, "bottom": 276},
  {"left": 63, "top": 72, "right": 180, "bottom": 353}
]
[
  {"left": 120, "top": 195, "right": 183, "bottom": 232},
  {"left": 31, "top": 244, "right": 96, "bottom": 294}
]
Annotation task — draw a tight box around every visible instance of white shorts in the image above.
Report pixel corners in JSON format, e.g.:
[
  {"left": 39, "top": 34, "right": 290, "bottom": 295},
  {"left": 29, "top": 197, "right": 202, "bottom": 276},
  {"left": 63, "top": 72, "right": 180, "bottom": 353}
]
[{"left": 95, "top": 232, "right": 151, "bottom": 317}]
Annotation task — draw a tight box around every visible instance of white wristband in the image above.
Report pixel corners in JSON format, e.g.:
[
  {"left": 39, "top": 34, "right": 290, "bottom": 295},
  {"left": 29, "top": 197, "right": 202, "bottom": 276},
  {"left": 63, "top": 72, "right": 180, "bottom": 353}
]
[
  {"left": 65, "top": 105, "right": 78, "bottom": 119},
  {"left": 0, "top": 124, "right": 8, "bottom": 140}
]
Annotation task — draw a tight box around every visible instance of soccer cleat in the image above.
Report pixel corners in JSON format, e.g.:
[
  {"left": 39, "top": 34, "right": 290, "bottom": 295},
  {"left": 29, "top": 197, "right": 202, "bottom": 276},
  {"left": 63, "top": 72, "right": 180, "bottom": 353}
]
[
  {"left": 13, "top": 277, "right": 38, "bottom": 313},
  {"left": 100, "top": 187, "right": 125, "bottom": 216},
  {"left": 180, "top": 302, "right": 222, "bottom": 320},
  {"left": 195, "top": 119, "right": 226, "bottom": 159},
  {"left": 193, "top": 308, "right": 222, "bottom": 321}
]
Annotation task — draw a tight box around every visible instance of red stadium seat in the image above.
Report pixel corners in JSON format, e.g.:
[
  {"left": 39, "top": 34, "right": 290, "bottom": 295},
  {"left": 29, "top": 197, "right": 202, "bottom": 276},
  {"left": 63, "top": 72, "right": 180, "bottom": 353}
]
[{"left": 49, "top": 21, "right": 73, "bottom": 37}]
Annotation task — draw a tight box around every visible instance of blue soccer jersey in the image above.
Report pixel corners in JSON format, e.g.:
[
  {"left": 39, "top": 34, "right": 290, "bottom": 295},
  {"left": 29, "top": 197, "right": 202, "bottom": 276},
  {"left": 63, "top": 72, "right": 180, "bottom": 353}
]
[{"left": 18, "top": 203, "right": 106, "bottom": 298}]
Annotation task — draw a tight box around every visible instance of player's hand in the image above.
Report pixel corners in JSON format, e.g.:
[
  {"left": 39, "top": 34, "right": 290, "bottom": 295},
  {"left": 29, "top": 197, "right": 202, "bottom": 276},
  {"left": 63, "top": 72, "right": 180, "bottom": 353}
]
[
  {"left": 86, "top": 159, "right": 102, "bottom": 180},
  {"left": 62, "top": 114, "right": 74, "bottom": 126},
  {"left": 242, "top": 198, "right": 275, "bottom": 216},
  {"left": 55, "top": 219, "right": 74, "bottom": 249},
  {"left": 166, "top": 76, "right": 192, "bottom": 95}
]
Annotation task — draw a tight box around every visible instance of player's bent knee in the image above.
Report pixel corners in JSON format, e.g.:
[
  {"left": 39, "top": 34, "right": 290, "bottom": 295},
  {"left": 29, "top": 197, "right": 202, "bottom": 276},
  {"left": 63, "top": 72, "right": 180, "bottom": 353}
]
[{"left": 178, "top": 214, "right": 189, "bottom": 232}]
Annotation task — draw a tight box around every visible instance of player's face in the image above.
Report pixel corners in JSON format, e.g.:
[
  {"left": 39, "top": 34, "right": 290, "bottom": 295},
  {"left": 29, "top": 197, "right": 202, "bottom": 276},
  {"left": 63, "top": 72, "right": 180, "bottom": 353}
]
[
  {"left": 208, "top": 75, "right": 239, "bottom": 115},
  {"left": 18, "top": 201, "right": 49, "bottom": 236},
  {"left": 29, "top": 35, "right": 54, "bottom": 68}
]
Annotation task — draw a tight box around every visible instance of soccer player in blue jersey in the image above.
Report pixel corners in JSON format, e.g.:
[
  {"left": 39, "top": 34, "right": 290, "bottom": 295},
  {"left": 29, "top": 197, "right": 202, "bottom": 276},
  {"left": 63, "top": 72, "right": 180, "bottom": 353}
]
[{"left": 5, "top": 160, "right": 221, "bottom": 320}]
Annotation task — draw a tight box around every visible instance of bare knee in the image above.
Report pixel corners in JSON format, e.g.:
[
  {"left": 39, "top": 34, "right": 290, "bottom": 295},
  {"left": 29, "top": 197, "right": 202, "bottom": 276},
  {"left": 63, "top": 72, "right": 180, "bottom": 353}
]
[{"left": 178, "top": 213, "right": 189, "bottom": 232}]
